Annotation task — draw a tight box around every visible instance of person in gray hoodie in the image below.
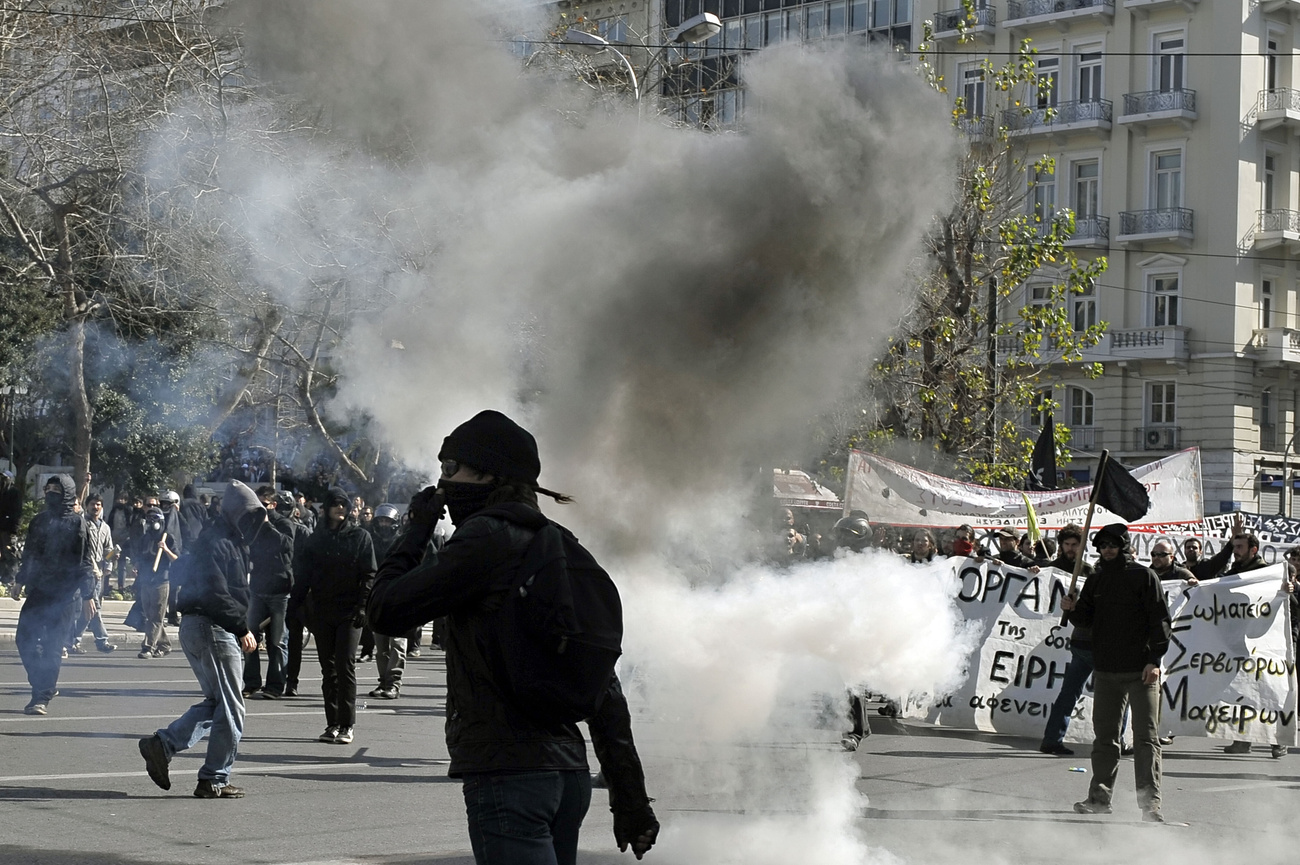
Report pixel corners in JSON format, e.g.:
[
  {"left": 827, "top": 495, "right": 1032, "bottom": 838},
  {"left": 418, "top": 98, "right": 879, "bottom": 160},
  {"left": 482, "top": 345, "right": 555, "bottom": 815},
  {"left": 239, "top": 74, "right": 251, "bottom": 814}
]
[{"left": 137, "top": 480, "right": 262, "bottom": 799}]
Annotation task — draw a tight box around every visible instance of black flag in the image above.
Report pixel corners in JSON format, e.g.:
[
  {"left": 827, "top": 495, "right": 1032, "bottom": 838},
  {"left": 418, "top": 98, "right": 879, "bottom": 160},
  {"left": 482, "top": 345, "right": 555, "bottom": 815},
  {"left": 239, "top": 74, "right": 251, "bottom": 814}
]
[
  {"left": 1027, "top": 416, "right": 1057, "bottom": 491},
  {"left": 1094, "top": 455, "right": 1150, "bottom": 522}
]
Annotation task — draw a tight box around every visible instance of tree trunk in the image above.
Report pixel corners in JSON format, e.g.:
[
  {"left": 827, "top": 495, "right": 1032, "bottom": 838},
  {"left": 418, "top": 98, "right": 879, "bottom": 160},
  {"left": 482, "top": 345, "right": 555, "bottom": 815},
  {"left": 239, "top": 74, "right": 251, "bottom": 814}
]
[{"left": 68, "top": 316, "right": 92, "bottom": 498}]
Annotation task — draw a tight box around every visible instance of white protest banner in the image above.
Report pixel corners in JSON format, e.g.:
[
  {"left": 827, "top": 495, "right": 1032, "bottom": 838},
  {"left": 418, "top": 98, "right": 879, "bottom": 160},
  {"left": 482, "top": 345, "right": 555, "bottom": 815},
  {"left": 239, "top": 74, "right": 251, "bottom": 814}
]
[
  {"left": 901, "top": 559, "right": 1296, "bottom": 746},
  {"left": 843, "top": 447, "right": 1203, "bottom": 531}
]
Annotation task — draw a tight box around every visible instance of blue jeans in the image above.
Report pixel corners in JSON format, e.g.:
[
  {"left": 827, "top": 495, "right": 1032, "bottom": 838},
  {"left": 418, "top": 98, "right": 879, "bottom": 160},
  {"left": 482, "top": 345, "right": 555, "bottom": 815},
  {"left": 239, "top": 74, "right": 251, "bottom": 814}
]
[
  {"left": 156, "top": 614, "right": 246, "bottom": 786},
  {"left": 463, "top": 770, "right": 593, "bottom": 865},
  {"left": 1042, "top": 644, "right": 1094, "bottom": 746},
  {"left": 16, "top": 598, "right": 76, "bottom": 704},
  {"left": 243, "top": 593, "right": 288, "bottom": 695}
]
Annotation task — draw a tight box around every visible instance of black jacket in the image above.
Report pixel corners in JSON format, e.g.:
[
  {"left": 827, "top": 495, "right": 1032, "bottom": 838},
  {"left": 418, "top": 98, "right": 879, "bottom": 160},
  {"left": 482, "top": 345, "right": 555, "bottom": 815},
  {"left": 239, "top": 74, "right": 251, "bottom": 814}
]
[
  {"left": 367, "top": 501, "right": 653, "bottom": 818},
  {"left": 1069, "top": 553, "right": 1172, "bottom": 673},
  {"left": 175, "top": 482, "right": 263, "bottom": 637},
  {"left": 994, "top": 547, "right": 1038, "bottom": 569},
  {"left": 292, "top": 493, "right": 376, "bottom": 624},
  {"left": 16, "top": 475, "right": 95, "bottom": 606},
  {"left": 132, "top": 528, "right": 176, "bottom": 585},
  {"left": 249, "top": 511, "right": 295, "bottom": 596},
  {"left": 0, "top": 484, "right": 24, "bottom": 533},
  {"left": 178, "top": 496, "right": 207, "bottom": 548}
]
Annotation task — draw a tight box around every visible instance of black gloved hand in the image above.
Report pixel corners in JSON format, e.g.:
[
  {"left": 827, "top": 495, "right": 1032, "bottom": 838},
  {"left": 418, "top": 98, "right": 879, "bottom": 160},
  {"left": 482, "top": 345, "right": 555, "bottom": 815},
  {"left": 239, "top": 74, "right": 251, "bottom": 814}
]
[
  {"left": 351, "top": 610, "right": 366, "bottom": 629},
  {"left": 407, "top": 486, "right": 445, "bottom": 527},
  {"left": 613, "top": 804, "right": 659, "bottom": 860}
]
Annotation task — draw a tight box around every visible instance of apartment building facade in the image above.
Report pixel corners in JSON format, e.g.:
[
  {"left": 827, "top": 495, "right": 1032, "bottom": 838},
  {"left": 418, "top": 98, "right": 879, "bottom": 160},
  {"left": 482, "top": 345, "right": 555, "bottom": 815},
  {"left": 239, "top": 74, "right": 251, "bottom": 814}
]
[{"left": 912, "top": 0, "right": 1300, "bottom": 514}]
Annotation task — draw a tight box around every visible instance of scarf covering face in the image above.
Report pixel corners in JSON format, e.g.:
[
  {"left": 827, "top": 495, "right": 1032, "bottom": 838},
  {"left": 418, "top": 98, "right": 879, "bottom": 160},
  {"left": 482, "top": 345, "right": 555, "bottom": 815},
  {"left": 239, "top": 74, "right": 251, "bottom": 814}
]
[{"left": 438, "top": 480, "right": 494, "bottom": 525}]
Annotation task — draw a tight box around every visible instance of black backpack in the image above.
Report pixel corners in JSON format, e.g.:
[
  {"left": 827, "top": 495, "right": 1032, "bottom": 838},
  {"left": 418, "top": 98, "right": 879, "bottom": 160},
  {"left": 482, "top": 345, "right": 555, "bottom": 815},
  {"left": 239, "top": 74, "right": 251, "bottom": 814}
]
[{"left": 482, "top": 505, "right": 624, "bottom": 726}]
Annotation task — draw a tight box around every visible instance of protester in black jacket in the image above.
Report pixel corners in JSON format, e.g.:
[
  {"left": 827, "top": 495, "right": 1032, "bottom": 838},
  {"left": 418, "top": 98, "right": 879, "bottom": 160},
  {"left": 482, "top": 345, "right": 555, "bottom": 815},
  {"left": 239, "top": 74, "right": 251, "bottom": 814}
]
[
  {"left": 991, "top": 528, "right": 1041, "bottom": 572},
  {"left": 1063, "top": 523, "right": 1171, "bottom": 822},
  {"left": 178, "top": 484, "right": 207, "bottom": 550},
  {"left": 291, "top": 487, "right": 376, "bottom": 744},
  {"left": 139, "top": 480, "right": 262, "bottom": 800},
  {"left": 243, "top": 487, "right": 296, "bottom": 699},
  {"left": 14, "top": 475, "right": 96, "bottom": 715},
  {"left": 368, "top": 410, "right": 657, "bottom": 864},
  {"left": 278, "top": 491, "right": 311, "bottom": 697}
]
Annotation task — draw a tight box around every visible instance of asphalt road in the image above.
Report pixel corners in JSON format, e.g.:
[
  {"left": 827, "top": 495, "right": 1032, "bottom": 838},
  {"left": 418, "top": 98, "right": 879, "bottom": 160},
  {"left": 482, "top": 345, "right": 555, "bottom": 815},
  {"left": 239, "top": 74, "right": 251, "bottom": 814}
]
[{"left": 3, "top": 639, "right": 1299, "bottom": 865}]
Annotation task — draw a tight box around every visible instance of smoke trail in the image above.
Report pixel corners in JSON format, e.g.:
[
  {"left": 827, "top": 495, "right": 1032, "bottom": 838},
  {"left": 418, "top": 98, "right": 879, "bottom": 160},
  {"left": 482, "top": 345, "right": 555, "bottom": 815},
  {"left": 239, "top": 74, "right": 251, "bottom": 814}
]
[{"left": 223, "top": 3, "right": 966, "bottom": 862}]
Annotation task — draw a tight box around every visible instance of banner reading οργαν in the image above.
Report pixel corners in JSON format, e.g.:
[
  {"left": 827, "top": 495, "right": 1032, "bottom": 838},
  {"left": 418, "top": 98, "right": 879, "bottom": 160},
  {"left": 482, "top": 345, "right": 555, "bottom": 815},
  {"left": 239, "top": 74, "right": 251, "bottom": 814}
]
[
  {"left": 899, "top": 559, "right": 1296, "bottom": 746},
  {"left": 843, "top": 448, "right": 1203, "bottom": 530}
]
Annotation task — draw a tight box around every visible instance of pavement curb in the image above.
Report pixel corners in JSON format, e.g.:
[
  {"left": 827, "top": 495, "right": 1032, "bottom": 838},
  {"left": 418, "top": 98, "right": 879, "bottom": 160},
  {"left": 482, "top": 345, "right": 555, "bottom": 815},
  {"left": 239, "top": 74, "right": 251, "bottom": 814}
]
[{"left": 0, "top": 598, "right": 143, "bottom": 648}]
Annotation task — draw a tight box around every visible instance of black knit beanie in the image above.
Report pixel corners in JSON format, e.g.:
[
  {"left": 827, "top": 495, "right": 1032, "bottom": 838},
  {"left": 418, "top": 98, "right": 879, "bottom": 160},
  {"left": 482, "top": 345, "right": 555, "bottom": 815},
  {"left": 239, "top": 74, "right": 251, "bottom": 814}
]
[{"left": 439, "top": 410, "right": 540, "bottom": 484}]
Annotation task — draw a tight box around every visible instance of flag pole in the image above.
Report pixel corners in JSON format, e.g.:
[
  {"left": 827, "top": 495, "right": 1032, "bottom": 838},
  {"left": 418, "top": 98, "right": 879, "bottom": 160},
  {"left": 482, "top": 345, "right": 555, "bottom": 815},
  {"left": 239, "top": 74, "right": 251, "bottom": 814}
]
[{"left": 1062, "top": 449, "right": 1110, "bottom": 625}]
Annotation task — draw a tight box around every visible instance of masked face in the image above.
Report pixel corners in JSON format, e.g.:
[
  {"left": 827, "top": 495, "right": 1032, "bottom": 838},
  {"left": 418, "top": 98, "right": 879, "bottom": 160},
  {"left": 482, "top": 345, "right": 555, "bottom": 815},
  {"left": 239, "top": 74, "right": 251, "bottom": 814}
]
[
  {"left": 438, "top": 480, "right": 494, "bottom": 525},
  {"left": 149, "top": 519, "right": 163, "bottom": 532},
  {"left": 44, "top": 487, "right": 62, "bottom": 510}
]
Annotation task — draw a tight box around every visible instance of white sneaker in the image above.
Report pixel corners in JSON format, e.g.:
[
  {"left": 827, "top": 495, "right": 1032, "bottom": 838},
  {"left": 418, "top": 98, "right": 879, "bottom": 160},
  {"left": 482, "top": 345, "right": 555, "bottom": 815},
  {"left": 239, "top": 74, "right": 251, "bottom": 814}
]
[{"left": 333, "top": 726, "right": 354, "bottom": 744}]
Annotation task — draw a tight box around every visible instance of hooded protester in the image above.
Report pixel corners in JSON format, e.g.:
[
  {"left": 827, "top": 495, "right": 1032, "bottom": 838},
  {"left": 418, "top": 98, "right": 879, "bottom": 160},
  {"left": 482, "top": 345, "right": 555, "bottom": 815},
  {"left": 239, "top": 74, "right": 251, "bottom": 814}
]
[
  {"left": 278, "top": 491, "right": 312, "bottom": 698},
  {"left": 1062, "top": 523, "right": 1172, "bottom": 822},
  {"left": 243, "top": 486, "right": 296, "bottom": 699},
  {"left": 366, "top": 503, "right": 406, "bottom": 700},
  {"left": 367, "top": 410, "right": 658, "bottom": 865},
  {"left": 291, "top": 487, "right": 376, "bottom": 745},
  {"left": 178, "top": 484, "right": 207, "bottom": 551},
  {"left": 137, "top": 480, "right": 263, "bottom": 799},
  {"left": 134, "top": 507, "right": 179, "bottom": 658},
  {"left": 14, "top": 475, "right": 96, "bottom": 715}
]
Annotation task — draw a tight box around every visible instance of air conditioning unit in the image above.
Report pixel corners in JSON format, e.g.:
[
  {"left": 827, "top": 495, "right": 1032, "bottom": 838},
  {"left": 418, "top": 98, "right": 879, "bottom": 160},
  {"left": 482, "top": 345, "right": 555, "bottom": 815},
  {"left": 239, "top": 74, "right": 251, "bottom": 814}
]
[{"left": 1141, "top": 427, "right": 1178, "bottom": 450}]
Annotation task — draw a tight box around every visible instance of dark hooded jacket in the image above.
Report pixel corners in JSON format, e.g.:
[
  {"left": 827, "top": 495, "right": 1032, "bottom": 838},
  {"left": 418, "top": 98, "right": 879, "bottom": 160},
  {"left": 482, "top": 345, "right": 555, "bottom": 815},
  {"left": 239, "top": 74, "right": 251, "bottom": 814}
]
[
  {"left": 1069, "top": 547, "right": 1172, "bottom": 674},
  {"left": 292, "top": 487, "right": 376, "bottom": 624},
  {"left": 178, "top": 484, "right": 207, "bottom": 549},
  {"left": 15, "top": 474, "right": 95, "bottom": 606},
  {"left": 366, "top": 501, "right": 653, "bottom": 817},
  {"left": 175, "top": 481, "right": 263, "bottom": 637},
  {"left": 249, "top": 508, "right": 295, "bottom": 596}
]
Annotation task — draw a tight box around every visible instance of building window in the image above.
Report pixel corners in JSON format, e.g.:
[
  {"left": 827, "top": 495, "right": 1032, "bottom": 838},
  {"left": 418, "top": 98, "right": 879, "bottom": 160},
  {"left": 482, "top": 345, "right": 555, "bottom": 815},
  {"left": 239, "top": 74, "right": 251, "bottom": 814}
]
[
  {"left": 764, "top": 10, "right": 783, "bottom": 45},
  {"left": 596, "top": 15, "right": 628, "bottom": 43},
  {"left": 1036, "top": 56, "right": 1060, "bottom": 109},
  {"left": 1263, "top": 278, "right": 1274, "bottom": 329},
  {"left": 1264, "top": 153, "right": 1278, "bottom": 212},
  {"left": 1076, "top": 49, "right": 1102, "bottom": 103},
  {"left": 1155, "top": 33, "right": 1186, "bottom": 92},
  {"left": 1068, "top": 386, "right": 1094, "bottom": 428},
  {"left": 1028, "top": 282, "right": 1051, "bottom": 310},
  {"left": 1266, "top": 36, "right": 1279, "bottom": 92},
  {"left": 1152, "top": 150, "right": 1182, "bottom": 210},
  {"left": 1073, "top": 159, "right": 1099, "bottom": 219},
  {"left": 1031, "top": 164, "right": 1056, "bottom": 223},
  {"left": 1073, "top": 282, "right": 1096, "bottom": 332},
  {"left": 1149, "top": 382, "right": 1176, "bottom": 425},
  {"left": 1151, "top": 274, "right": 1180, "bottom": 326},
  {"left": 806, "top": 5, "right": 825, "bottom": 39},
  {"left": 1030, "top": 388, "right": 1053, "bottom": 428},
  {"left": 962, "top": 64, "right": 986, "bottom": 118},
  {"left": 827, "top": 0, "right": 846, "bottom": 35}
]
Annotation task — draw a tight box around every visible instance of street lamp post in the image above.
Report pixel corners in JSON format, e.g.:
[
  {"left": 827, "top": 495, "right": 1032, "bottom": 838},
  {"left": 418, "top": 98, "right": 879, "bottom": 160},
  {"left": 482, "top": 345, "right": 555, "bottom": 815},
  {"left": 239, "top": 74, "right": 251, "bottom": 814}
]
[
  {"left": 0, "top": 382, "right": 29, "bottom": 474},
  {"left": 564, "top": 12, "right": 722, "bottom": 108}
]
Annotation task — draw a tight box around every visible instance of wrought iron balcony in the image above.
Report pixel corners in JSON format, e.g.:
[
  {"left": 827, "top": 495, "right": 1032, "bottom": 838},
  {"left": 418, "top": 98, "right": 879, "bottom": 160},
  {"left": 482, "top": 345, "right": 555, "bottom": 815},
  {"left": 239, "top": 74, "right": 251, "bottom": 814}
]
[
  {"left": 1116, "top": 208, "right": 1193, "bottom": 244},
  {"left": 1069, "top": 426, "right": 1100, "bottom": 451},
  {"left": 1003, "top": 98, "right": 1112, "bottom": 136},
  {"left": 1005, "top": 0, "right": 1114, "bottom": 27},
  {"left": 1135, "top": 426, "right": 1180, "bottom": 451},
  {"left": 1124, "top": 0, "right": 1199, "bottom": 8},
  {"left": 1066, "top": 215, "right": 1109, "bottom": 248},
  {"left": 1254, "top": 209, "right": 1300, "bottom": 252},
  {"left": 1249, "top": 328, "right": 1300, "bottom": 366},
  {"left": 1108, "top": 326, "right": 1190, "bottom": 361},
  {"left": 933, "top": 6, "right": 996, "bottom": 37},
  {"left": 1119, "top": 89, "right": 1197, "bottom": 126},
  {"left": 956, "top": 114, "right": 994, "bottom": 140},
  {"left": 1254, "top": 88, "right": 1300, "bottom": 131}
]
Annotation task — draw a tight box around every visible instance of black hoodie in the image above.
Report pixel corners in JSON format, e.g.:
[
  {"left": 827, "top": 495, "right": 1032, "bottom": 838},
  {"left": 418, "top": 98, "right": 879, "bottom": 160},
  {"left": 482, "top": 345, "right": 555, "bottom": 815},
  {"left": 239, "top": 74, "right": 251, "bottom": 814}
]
[
  {"left": 16, "top": 474, "right": 95, "bottom": 606},
  {"left": 292, "top": 487, "right": 376, "bottom": 623},
  {"left": 175, "top": 481, "right": 264, "bottom": 637}
]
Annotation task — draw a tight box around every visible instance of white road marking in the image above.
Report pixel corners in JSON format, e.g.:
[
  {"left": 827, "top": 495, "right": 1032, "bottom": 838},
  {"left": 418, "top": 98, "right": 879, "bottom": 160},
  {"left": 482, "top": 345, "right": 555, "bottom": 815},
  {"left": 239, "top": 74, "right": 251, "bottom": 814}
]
[
  {"left": 1199, "top": 780, "right": 1293, "bottom": 793},
  {"left": 0, "top": 758, "right": 450, "bottom": 784},
  {"left": 0, "top": 709, "right": 401, "bottom": 724}
]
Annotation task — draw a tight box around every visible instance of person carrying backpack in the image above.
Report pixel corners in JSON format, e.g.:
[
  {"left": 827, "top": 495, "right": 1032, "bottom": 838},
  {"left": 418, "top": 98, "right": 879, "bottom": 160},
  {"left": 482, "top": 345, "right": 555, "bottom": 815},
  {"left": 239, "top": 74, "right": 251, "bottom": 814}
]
[{"left": 367, "top": 410, "right": 658, "bottom": 865}]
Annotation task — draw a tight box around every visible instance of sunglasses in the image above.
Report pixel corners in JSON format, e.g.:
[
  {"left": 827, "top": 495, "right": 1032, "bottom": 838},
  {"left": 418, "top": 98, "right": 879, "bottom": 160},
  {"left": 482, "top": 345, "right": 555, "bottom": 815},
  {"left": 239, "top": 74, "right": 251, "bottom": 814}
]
[
  {"left": 1151, "top": 552, "right": 1170, "bottom": 558},
  {"left": 1096, "top": 540, "right": 1120, "bottom": 549},
  {"left": 440, "top": 458, "right": 461, "bottom": 478}
]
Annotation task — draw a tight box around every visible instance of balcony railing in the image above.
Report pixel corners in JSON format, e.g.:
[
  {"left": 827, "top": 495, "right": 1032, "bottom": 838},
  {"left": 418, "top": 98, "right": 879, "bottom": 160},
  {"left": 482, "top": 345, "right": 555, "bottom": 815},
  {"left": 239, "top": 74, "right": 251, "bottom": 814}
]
[
  {"left": 1249, "top": 327, "right": 1300, "bottom": 366},
  {"left": 1121, "top": 88, "right": 1197, "bottom": 117},
  {"left": 1117, "top": 208, "right": 1194, "bottom": 242},
  {"left": 1007, "top": 0, "right": 1114, "bottom": 24},
  {"left": 1069, "top": 426, "right": 1100, "bottom": 451},
  {"left": 933, "top": 6, "right": 996, "bottom": 35},
  {"left": 957, "top": 114, "right": 994, "bottom": 139},
  {"left": 1134, "top": 426, "right": 1180, "bottom": 451},
  {"left": 1109, "top": 325, "right": 1190, "bottom": 361},
  {"left": 1003, "top": 98, "right": 1112, "bottom": 134},
  {"left": 1067, "top": 214, "right": 1109, "bottom": 247}
]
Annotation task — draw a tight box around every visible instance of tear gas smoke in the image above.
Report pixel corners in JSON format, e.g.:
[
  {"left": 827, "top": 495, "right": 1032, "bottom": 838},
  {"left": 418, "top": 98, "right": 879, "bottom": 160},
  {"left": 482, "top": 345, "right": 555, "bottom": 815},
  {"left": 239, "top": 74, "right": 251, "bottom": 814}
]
[{"left": 222, "top": 3, "right": 970, "bottom": 862}]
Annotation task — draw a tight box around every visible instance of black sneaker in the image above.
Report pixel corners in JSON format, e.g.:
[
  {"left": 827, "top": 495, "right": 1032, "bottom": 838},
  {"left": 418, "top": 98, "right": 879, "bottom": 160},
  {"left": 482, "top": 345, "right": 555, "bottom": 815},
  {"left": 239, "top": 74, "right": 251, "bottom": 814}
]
[
  {"left": 193, "top": 780, "right": 244, "bottom": 799},
  {"left": 1120, "top": 743, "right": 1134, "bottom": 757},
  {"left": 68, "top": 643, "right": 88, "bottom": 655},
  {"left": 283, "top": 686, "right": 298, "bottom": 697},
  {"left": 1073, "top": 799, "right": 1112, "bottom": 815},
  {"left": 138, "top": 734, "right": 171, "bottom": 791},
  {"left": 1272, "top": 744, "right": 1288, "bottom": 758},
  {"left": 1224, "top": 741, "right": 1253, "bottom": 754},
  {"left": 1142, "top": 809, "right": 1165, "bottom": 823},
  {"left": 318, "top": 726, "right": 339, "bottom": 743},
  {"left": 95, "top": 642, "right": 116, "bottom": 654},
  {"left": 1039, "top": 743, "right": 1074, "bottom": 756},
  {"left": 368, "top": 687, "right": 384, "bottom": 698},
  {"left": 23, "top": 702, "right": 47, "bottom": 716},
  {"left": 333, "top": 726, "right": 354, "bottom": 744},
  {"left": 407, "top": 647, "right": 421, "bottom": 658},
  {"left": 377, "top": 687, "right": 399, "bottom": 700},
  {"left": 256, "top": 690, "right": 281, "bottom": 700}
]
